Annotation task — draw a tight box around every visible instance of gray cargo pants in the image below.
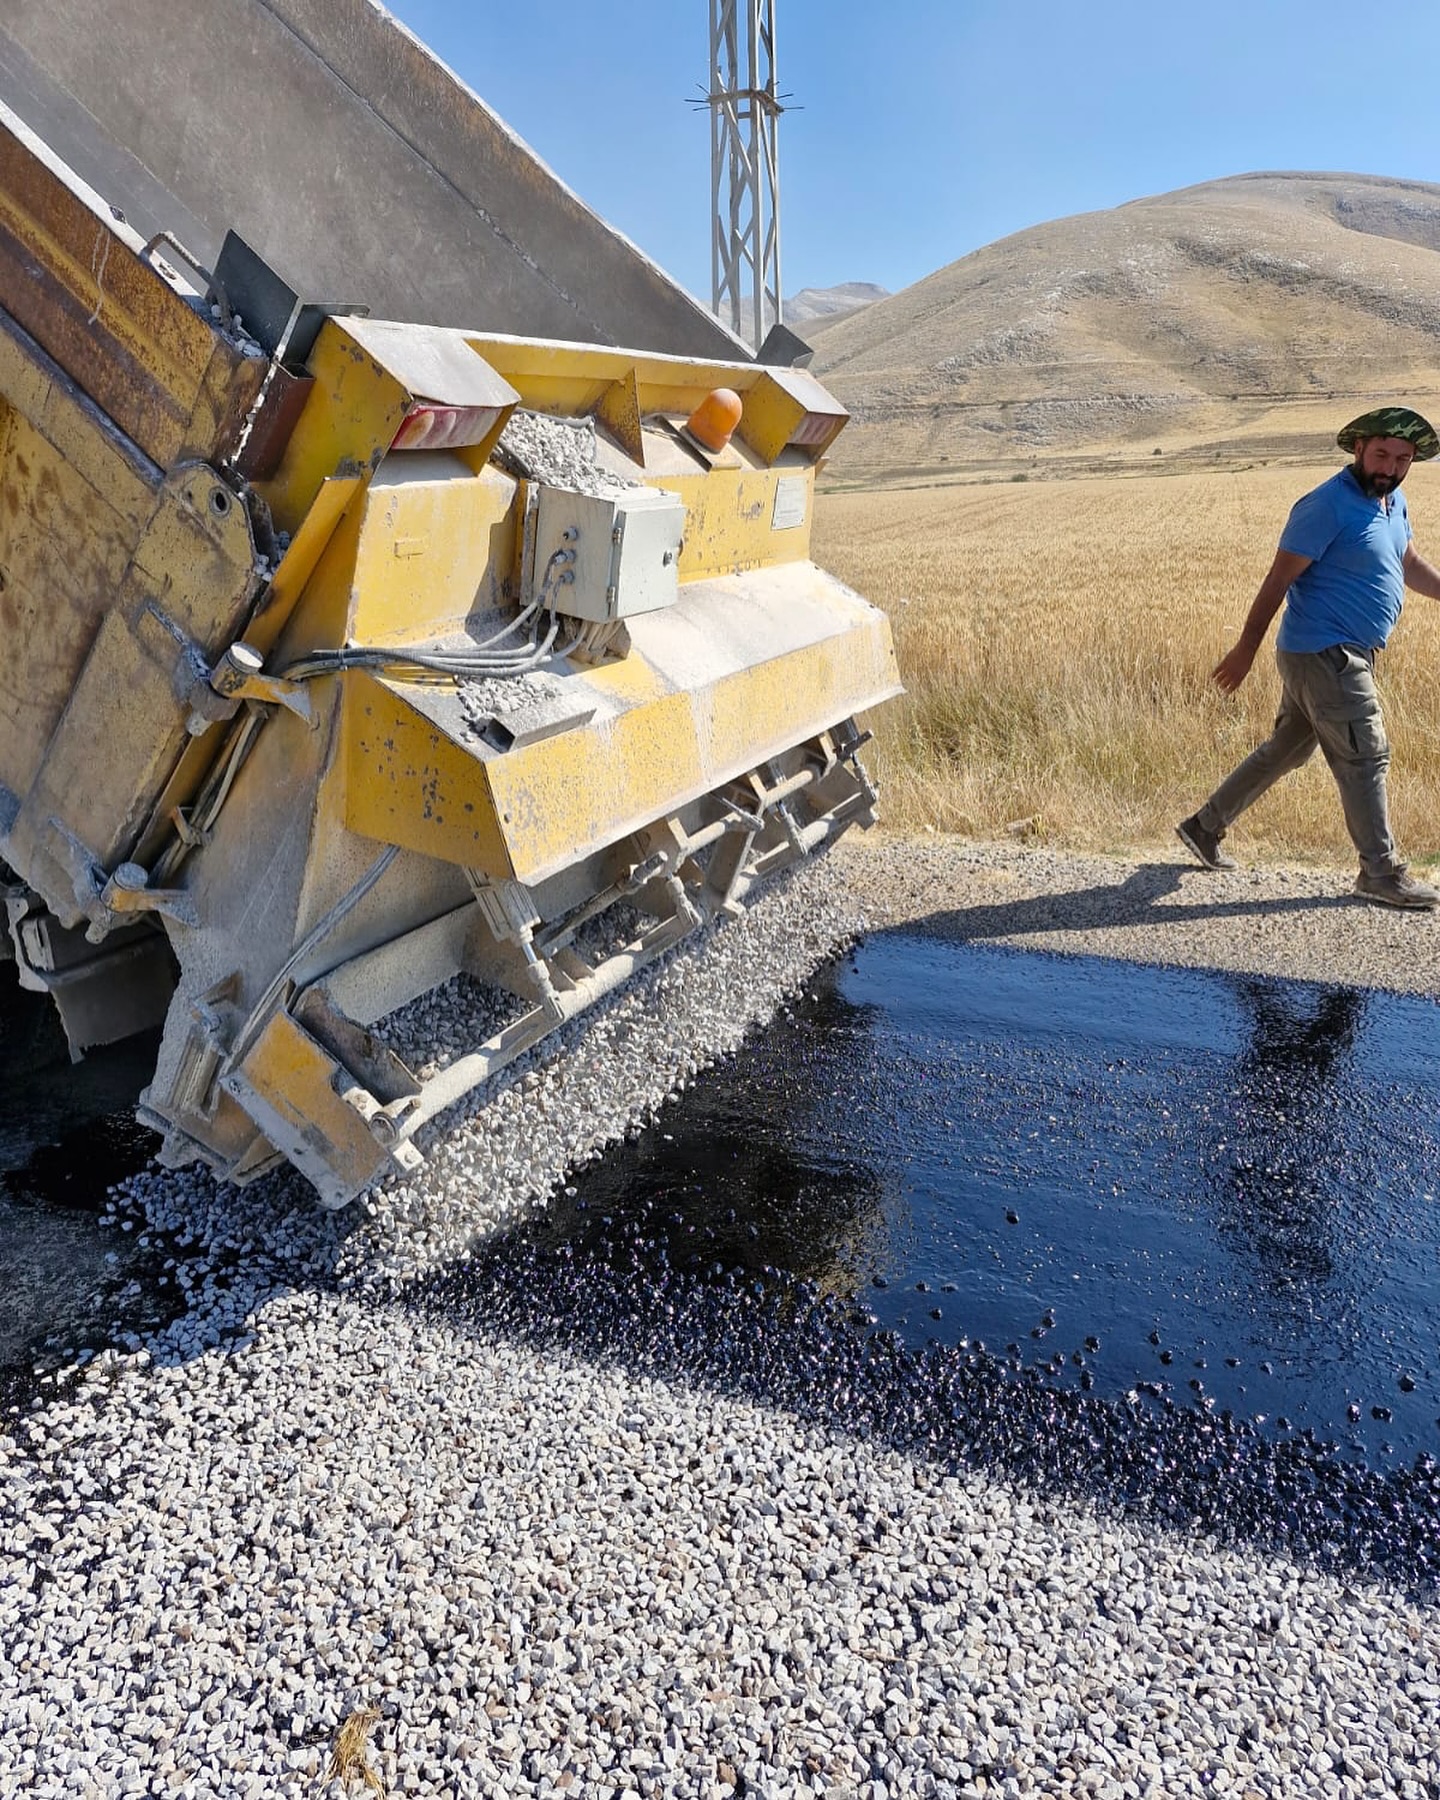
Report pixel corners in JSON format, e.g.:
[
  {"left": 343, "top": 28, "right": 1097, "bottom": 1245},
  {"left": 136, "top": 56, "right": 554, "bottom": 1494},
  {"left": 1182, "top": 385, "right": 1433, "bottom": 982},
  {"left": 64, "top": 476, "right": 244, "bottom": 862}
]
[{"left": 1195, "top": 644, "right": 1400, "bottom": 876}]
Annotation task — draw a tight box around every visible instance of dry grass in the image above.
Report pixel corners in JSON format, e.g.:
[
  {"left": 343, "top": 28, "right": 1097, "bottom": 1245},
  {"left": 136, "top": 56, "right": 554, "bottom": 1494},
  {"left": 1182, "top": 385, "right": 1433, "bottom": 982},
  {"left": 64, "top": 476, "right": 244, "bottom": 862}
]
[
  {"left": 819, "top": 393, "right": 1440, "bottom": 493},
  {"left": 326, "top": 1706, "right": 385, "bottom": 1796},
  {"left": 814, "top": 462, "right": 1440, "bottom": 865}
]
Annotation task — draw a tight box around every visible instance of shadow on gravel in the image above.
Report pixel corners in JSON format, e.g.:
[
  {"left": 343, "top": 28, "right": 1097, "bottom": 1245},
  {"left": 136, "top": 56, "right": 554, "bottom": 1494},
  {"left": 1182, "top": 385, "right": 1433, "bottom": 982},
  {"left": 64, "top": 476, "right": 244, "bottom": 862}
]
[
  {"left": 908, "top": 860, "right": 1355, "bottom": 944},
  {"left": 0, "top": 966, "right": 359, "bottom": 1414},
  {"left": 407, "top": 1213, "right": 1440, "bottom": 1598},
  {"left": 0, "top": 970, "right": 179, "bottom": 1407}
]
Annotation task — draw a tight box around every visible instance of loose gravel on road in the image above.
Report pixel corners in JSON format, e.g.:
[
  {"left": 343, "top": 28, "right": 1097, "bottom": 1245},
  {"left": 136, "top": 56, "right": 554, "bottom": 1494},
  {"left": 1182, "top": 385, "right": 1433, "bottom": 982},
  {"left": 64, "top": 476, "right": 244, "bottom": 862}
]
[
  {"left": 839, "top": 833, "right": 1440, "bottom": 996},
  {"left": 2, "top": 837, "right": 1437, "bottom": 1799}
]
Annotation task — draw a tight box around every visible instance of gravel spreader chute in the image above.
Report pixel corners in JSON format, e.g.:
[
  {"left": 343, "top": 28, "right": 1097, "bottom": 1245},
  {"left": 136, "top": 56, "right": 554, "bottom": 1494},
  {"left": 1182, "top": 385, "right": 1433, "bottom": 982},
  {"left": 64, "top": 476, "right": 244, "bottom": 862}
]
[{"left": 0, "top": 88, "right": 900, "bottom": 1207}]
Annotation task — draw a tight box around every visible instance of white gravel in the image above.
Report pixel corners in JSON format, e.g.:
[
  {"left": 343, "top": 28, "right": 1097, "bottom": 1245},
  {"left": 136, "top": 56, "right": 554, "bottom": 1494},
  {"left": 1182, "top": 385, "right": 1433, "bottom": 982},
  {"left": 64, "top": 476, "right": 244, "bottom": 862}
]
[
  {"left": 496, "top": 408, "right": 640, "bottom": 496},
  {"left": 6, "top": 1299, "right": 1437, "bottom": 1800},
  {"left": 2, "top": 837, "right": 1438, "bottom": 1799}
]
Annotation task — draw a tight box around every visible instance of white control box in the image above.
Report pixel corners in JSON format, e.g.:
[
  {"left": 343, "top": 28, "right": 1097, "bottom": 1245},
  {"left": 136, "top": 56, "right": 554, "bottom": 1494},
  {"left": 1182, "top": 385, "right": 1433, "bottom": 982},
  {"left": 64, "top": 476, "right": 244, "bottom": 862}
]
[{"left": 532, "top": 485, "right": 686, "bottom": 623}]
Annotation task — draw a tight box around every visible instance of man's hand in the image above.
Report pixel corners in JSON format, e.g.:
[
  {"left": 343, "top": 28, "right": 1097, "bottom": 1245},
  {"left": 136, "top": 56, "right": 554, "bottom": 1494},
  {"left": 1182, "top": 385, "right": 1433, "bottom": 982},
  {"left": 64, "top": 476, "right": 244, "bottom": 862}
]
[
  {"left": 1212, "top": 643, "right": 1257, "bottom": 693},
  {"left": 1211, "top": 548, "right": 1312, "bottom": 696}
]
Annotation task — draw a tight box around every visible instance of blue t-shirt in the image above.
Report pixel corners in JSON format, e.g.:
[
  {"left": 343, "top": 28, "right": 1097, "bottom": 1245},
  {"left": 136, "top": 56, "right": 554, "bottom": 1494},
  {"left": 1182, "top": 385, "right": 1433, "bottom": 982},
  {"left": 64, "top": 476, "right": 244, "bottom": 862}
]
[{"left": 1275, "top": 467, "right": 1412, "bottom": 652}]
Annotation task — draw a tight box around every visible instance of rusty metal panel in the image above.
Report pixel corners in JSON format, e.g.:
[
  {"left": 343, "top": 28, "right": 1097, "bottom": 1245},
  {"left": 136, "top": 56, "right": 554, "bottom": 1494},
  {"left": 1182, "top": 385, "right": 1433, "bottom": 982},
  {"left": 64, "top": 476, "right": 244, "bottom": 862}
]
[
  {"left": 5, "top": 461, "right": 262, "bottom": 925},
  {"left": 0, "top": 106, "right": 266, "bottom": 466},
  {"left": 0, "top": 406, "right": 136, "bottom": 803},
  {"left": 0, "top": 298, "right": 160, "bottom": 527}
]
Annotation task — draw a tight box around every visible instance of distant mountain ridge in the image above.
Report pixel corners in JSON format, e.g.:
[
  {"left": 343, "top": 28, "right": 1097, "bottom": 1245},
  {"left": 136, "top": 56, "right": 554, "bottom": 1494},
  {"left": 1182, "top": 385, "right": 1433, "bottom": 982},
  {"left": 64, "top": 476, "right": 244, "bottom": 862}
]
[
  {"left": 810, "top": 173, "right": 1440, "bottom": 475},
  {"left": 784, "top": 281, "right": 889, "bottom": 327}
]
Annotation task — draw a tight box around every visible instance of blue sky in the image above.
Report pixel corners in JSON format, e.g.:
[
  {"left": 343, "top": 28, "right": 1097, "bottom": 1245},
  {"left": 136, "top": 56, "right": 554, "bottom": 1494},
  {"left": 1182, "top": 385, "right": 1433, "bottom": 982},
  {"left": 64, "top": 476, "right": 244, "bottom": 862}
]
[{"left": 388, "top": 2, "right": 1440, "bottom": 304}]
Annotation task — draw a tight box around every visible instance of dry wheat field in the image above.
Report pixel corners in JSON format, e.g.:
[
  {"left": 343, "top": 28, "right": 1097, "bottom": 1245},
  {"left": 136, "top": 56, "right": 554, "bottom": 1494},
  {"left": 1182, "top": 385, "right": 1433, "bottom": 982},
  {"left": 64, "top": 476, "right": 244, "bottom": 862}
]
[{"left": 814, "top": 463, "right": 1440, "bottom": 866}]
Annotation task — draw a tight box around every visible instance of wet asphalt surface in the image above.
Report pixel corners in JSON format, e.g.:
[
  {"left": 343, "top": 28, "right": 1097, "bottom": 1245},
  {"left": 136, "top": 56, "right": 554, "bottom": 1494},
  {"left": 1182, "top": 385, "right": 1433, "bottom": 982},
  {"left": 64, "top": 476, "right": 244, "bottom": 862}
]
[
  {"left": 539, "top": 935, "right": 1440, "bottom": 1466},
  {"left": 424, "top": 932, "right": 1440, "bottom": 1590},
  {"left": 5, "top": 936, "right": 1440, "bottom": 1587}
]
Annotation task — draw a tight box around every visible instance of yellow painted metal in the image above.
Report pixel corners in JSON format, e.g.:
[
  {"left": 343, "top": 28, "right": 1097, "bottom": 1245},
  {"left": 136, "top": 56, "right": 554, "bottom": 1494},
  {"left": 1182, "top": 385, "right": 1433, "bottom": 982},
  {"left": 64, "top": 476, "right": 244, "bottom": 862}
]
[
  {"left": 0, "top": 187, "right": 897, "bottom": 1207},
  {"left": 650, "top": 465, "right": 812, "bottom": 578},
  {"left": 340, "top": 675, "right": 518, "bottom": 876},
  {"left": 460, "top": 334, "right": 729, "bottom": 404},
  {"left": 245, "top": 326, "right": 849, "bottom": 660},
  {"left": 346, "top": 461, "right": 519, "bottom": 646},
  {"left": 593, "top": 369, "right": 644, "bottom": 463},
  {"left": 702, "top": 624, "right": 899, "bottom": 775},
  {"left": 229, "top": 1008, "right": 387, "bottom": 1197},
  {"left": 6, "top": 460, "right": 261, "bottom": 906},
  {"left": 478, "top": 686, "right": 705, "bottom": 884},
  {"left": 0, "top": 116, "right": 282, "bottom": 902},
  {"left": 336, "top": 573, "right": 899, "bottom": 889},
  {"left": 394, "top": 332, "right": 845, "bottom": 576},
  {"left": 243, "top": 473, "right": 365, "bottom": 656},
  {"left": 252, "top": 319, "right": 410, "bottom": 537},
  {"left": 0, "top": 308, "right": 159, "bottom": 530},
  {"left": 481, "top": 613, "right": 897, "bottom": 886},
  {"left": 461, "top": 333, "right": 849, "bottom": 466},
  {"left": 257, "top": 321, "right": 892, "bottom": 897},
  {"left": 255, "top": 458, "right": 521, "bottom": 669},
  {"left": 572, "top": 649, "right": 675, "bottom": 708},
  {"left": 0, "top": 404, "right": 136, "bottom": 802},
  {"left": 245, "top": 321, "right": 522, "bottom": 629},
  {"left": 735, "top": 366, "right": 847, "bottom": 464},
  {"left": 267, "top": 496, "right": 369, "bottom": 669}
]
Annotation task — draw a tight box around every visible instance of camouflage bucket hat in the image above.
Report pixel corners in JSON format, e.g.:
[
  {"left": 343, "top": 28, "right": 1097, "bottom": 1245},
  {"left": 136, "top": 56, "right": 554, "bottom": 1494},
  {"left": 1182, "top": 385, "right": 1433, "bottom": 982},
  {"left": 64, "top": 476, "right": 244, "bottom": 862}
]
[{"left": 1336, "top": 405, "right": 1440, "bottom": 461}]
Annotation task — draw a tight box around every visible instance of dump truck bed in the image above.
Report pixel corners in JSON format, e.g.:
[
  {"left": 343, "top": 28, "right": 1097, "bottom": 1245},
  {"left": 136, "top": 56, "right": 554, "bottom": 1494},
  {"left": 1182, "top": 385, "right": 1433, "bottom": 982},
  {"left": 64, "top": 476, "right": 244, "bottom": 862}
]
[{"left": 0, "top": 0, "right": 743, "bottom": 357}]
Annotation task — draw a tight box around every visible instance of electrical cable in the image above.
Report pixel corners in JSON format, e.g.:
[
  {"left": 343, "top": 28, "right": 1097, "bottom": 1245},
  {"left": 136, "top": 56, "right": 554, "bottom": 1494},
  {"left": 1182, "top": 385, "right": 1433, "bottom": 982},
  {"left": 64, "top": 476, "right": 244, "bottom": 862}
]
[
  {"left": 159, "top": 554, "right": 580, "bottom": 881},
  {"left": 275, "top": 546, "right": 576, "bottom": 685}
]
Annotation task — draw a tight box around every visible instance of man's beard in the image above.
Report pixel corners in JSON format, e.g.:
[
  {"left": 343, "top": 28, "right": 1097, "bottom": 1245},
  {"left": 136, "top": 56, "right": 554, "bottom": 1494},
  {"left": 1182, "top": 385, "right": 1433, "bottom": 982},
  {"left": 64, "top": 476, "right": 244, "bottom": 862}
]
[{"left": 1355, "top": 464, "right": 1400, "bottom": 496}]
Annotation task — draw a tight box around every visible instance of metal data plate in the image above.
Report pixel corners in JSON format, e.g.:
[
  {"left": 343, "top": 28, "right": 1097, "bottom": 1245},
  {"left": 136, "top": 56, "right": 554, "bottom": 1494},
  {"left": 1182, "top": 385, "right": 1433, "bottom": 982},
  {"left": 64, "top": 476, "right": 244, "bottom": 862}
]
[
  {"left": 772, "top": 475, "right": 808, "bottom": 531},
  {"left": 533, "top": 485, "right": 685, "bottom": 623}
]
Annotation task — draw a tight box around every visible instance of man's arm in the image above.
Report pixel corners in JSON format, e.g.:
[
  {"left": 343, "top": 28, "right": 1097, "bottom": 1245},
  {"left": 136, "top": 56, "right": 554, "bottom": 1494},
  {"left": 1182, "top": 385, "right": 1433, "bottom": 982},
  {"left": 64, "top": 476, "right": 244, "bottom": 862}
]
[
  {"left": 1211, "top": 549, "right": 1312, "bottom": 693},
  {"left": 1402, "top": 543, "right": 1440, "bottom": 599}
]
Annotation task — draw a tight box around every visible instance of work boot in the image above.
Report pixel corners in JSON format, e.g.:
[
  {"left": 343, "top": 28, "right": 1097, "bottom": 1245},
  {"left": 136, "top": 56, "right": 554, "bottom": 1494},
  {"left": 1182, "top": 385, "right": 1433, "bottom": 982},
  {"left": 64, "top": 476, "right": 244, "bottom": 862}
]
[
  {"left": 1176, "top": 813, "right": 1236, "bottom": 871},
  {"left": 1353, "top": 867, "right": 1440, "bottom": 910}
]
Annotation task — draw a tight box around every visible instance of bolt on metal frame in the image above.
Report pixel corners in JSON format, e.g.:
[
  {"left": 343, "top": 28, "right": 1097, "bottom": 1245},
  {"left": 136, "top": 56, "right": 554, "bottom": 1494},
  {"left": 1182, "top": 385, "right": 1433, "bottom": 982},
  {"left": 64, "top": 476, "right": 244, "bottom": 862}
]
[{"left": 706, "top": 0, "right": 783, "bottom": 350}]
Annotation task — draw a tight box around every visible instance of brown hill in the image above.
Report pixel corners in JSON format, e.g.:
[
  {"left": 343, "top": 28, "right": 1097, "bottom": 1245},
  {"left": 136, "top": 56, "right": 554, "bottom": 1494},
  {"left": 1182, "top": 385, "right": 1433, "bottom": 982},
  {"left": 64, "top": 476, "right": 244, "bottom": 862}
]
[
  {"left": 784, "top": 281, "right": 889, "bottom": 329},
  {"left": 811, "top": 173, "right": 1440, "bottom": 482}
]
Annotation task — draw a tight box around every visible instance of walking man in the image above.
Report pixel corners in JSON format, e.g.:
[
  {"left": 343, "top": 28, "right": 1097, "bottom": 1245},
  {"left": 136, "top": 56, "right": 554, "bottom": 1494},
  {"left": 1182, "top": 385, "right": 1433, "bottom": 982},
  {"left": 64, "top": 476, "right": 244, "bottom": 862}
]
[{"left": 1178, "top": 406, "right": 1440, "bottom": 910}]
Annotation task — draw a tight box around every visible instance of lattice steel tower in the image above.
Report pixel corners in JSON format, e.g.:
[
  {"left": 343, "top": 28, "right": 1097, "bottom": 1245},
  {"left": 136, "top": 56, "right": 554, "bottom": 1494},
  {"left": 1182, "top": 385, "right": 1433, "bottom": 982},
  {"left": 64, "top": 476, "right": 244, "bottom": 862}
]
[{"left": 706, "top": 0, "right": 783, "bottom": 350}]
